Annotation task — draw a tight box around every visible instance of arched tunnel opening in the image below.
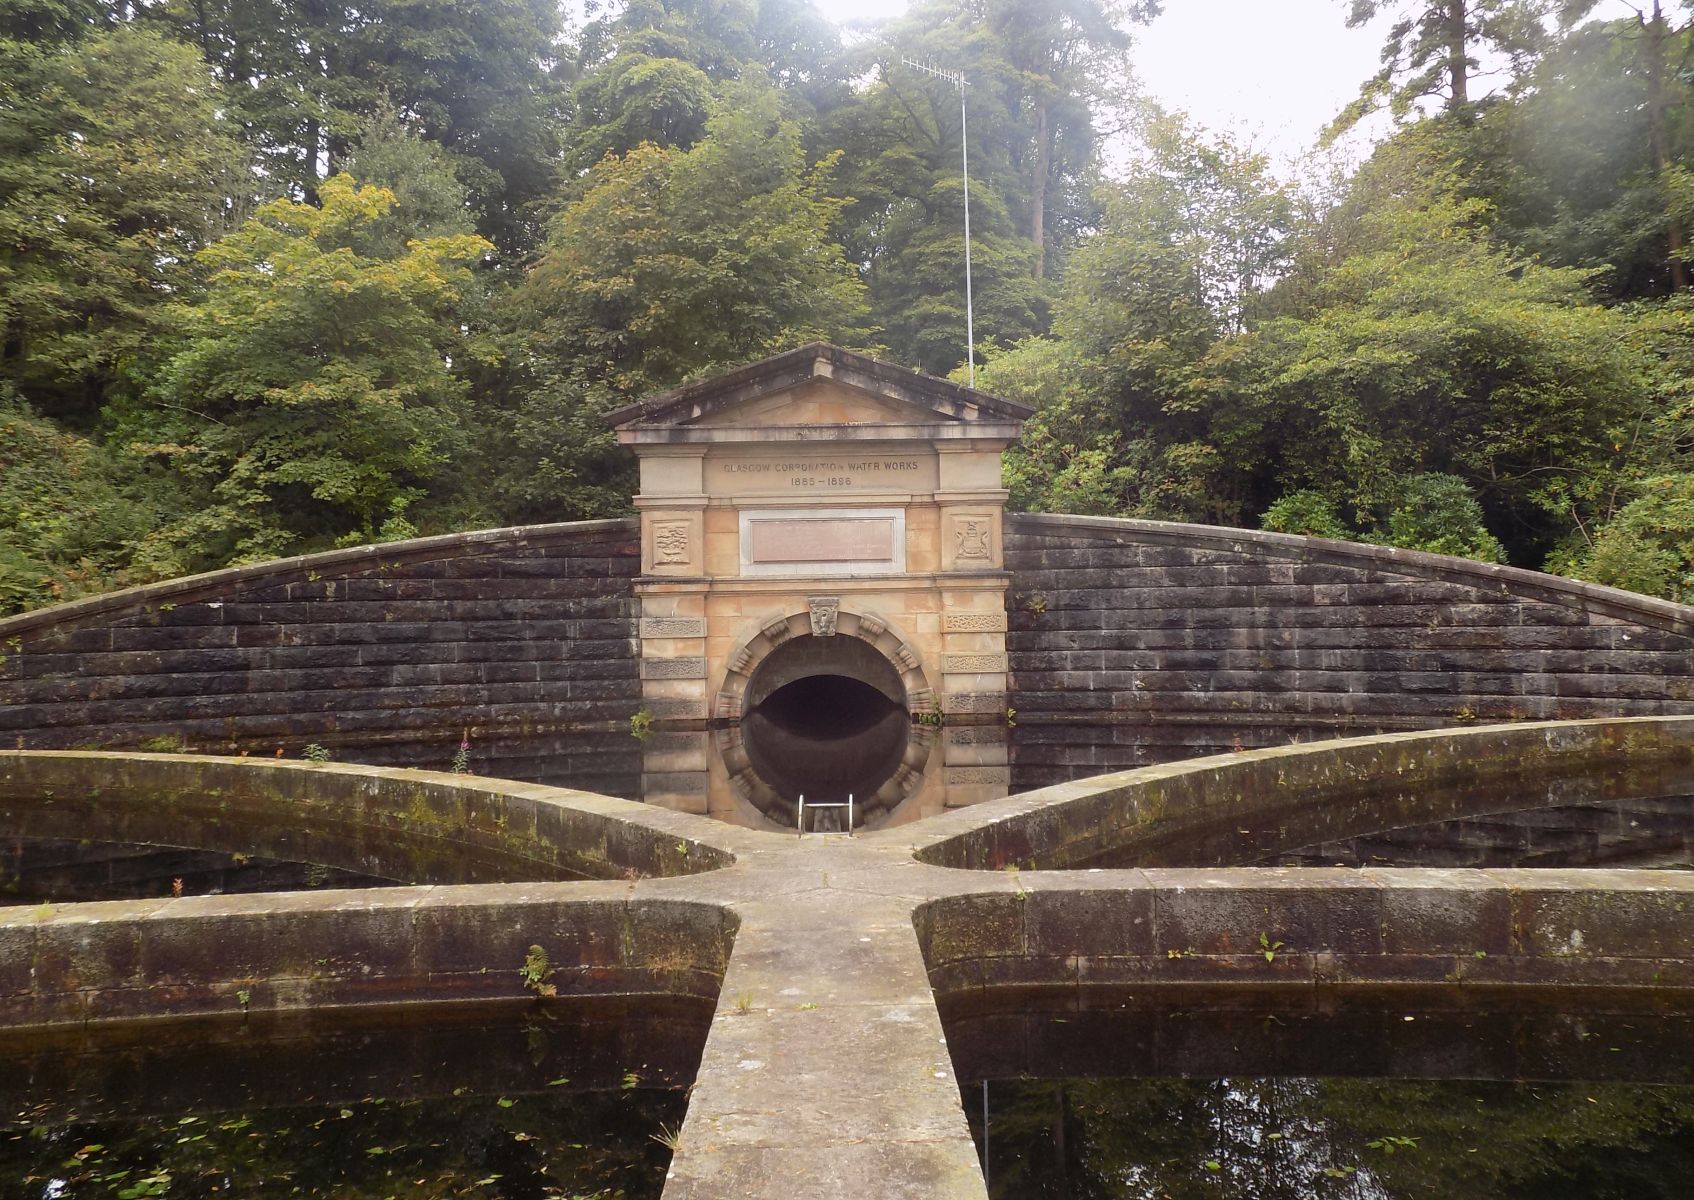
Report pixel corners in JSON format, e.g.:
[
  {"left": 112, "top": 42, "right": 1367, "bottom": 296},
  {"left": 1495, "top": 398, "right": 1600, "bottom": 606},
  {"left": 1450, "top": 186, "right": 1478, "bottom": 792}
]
[{"left": 739, "top": 635, "right": 912, "bottom": 815}]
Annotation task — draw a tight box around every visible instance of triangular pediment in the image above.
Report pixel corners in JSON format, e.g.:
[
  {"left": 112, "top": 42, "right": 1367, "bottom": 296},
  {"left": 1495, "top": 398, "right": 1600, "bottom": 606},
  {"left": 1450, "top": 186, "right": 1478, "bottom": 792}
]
[
  {"left": 687, "top": 380, "right": 947, "bottom": 428},
  {"left": 605, "top": 343, "right": 1031, "bottom": 433}
]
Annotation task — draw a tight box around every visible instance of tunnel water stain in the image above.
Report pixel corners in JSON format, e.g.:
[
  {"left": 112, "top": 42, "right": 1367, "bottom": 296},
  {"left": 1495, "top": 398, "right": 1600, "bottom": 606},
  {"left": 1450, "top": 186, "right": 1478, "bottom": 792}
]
[{"left": 1, "top": 997, "right": 708, "bottom": 1199}]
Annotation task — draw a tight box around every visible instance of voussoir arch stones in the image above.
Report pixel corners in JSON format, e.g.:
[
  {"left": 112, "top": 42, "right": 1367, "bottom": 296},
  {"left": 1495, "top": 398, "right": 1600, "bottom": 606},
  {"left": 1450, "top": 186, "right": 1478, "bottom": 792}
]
[{"left": 712, "top": 604, "right": 937, "bottom": 722}]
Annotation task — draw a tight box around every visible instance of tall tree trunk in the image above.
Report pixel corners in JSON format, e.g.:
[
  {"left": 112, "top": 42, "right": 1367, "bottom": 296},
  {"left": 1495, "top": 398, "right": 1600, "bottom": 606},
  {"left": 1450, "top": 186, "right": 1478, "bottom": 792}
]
[
  {"left": 1644, "top": 0, "right": 1691, "bottom": 290},
  {"left": 1031, "top": 92, "right": 1049, "bottom": 279},
  {"left": 1446, "top": 0, "right": 1470, "bottom": 108}
]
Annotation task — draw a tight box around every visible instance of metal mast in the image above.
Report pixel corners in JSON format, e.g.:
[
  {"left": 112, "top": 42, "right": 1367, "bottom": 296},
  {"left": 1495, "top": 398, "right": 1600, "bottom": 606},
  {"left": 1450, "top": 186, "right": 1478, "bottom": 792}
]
[{"left": 900, "top": 58, "right": 975, "bottom": 386}]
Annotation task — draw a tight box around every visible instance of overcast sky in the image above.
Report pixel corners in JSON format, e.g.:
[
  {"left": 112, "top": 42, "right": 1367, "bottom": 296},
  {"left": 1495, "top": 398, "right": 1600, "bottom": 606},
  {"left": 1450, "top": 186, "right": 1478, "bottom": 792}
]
[{"left": 813, "top": 0, "right": 1395, "bottom": 170}]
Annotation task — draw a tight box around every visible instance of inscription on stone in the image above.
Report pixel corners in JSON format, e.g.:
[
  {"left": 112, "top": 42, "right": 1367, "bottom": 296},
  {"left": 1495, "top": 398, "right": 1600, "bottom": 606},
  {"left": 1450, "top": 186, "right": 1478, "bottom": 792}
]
[
  {"left": 944, "top": 725, "right": 1006, "bottom": 745},
  {"left": 946, "top": 766, "right": 1011, "bottom": 785},
  {"left": 640, "top": 617, "right": 706, "bottom": 639},
  {"left": 941, "top": 691, "right": 1008, "bottom": 714},
  {"left": 719, "top": 457, "right": 923, "bottom": 491},
  {"left": 640, "top": 656, "right": 707, "bottom": 680},
  {"left": 748, "top": 518, "right": 895, "bottom": 564}
]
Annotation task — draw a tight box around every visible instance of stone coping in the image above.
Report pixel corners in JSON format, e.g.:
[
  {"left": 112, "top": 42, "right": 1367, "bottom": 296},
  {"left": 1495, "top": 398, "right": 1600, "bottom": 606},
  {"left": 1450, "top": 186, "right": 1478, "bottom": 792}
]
[
  {"left": 1008, "top": 511, "right": 1694, "bottom": 635},
  {"left": 905, "top": 715, "right": 1694, "bottom": 871},
  {"left": 0, "top": 751, "right": 742, "bottom": 881},
  {"left": 9, "top": 720, "right": 1694, "bottom": 1198},
  {"left": 0, "top": 517, "right": 638, "bottom": 638}
]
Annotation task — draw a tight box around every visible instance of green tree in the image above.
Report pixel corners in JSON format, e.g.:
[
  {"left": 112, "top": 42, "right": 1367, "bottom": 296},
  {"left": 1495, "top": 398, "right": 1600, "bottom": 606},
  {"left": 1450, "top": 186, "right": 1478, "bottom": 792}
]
[
  {"left": 492, "top": 80, "right": 872, "bottom": 523},
  {"left": 828, "top": 1, "right": 1154, "bottom": 374},
  {"left": 0, "top": 25, "right": 245, "bottom": 425},
  {"left": 985, "top": 0, "right": 1157, "bottom": 280},
  {"left": 1261, "top": 490, "right": 1350, "bottom": 539},
  {"left": 1552, "top": 0, "right": 1694, "bottom": 290},
  {"left": 340, "top": 105, "right": 481, "bottom": 249},
  {"left": 984, "top": 114, "right": 1293, "bottom": 522},
  {"left": 1461, "top": 17, "right": 1678, "bottom": 298},
  {"left": 1332, "top": 0, "right": 1550, "bottom": 132},
  {"left": 145, "top": 0, "right": 568, "bottom": 254},
  {"left": 140, "top": 175, "right": 493, "bottom": 563},
  {"left": 564, "top": 0, "right": 847, "bottom": 174},
  {"left": 1563, "top": 473, "right": 1694, "bottom": 600},
  {"left": 0, "top": 393, "right": 188, "bottom": 613},
  {"left": 1230, "top": 127, "right": 1648, "bottom": 562}
]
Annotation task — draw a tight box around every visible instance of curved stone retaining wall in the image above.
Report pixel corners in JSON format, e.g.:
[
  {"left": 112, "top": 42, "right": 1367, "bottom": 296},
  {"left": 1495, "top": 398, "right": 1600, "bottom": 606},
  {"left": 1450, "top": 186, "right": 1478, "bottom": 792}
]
[
  {"left": 1005, "top": 513, "right": 1694, "bottom": 748},
  {"left": 910, "top": 717, "right": 1694, "bottom": 1007},
  {"left": 0, "top": 886, "right": 736, "bottom": 1030},
  {"left": 0, "top": 519, "right": 640, "bottom": 752},
  {"left": 0, "top": 752, "right": 735, "bottom": 882},
  {"left": 911, "top": 716, "right": 1694, "bottom": 871},
  {"left": 9, "top": 511, "right": 1694, "bottom": 763}
]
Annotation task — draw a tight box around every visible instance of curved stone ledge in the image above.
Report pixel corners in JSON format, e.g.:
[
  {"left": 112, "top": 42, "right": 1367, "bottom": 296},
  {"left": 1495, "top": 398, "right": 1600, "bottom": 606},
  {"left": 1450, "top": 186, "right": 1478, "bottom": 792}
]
[
  {"left": 0, "top": 885, "right": 738, "bottom": 1031},
  {"left": 914, "top": 865, "right": 1694, "bottom": 999},
  {"left": 0, "top": 752, "right": 740, "bottom": 883},
  {"left": 905, "top": 716, "right": 1694, "bottom": 871}
]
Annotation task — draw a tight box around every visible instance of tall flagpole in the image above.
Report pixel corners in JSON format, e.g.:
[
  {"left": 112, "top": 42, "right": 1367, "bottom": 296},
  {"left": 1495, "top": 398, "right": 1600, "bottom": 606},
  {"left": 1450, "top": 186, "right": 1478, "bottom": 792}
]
[{"left": 901, "top": 58, "right": 974, "bottom": 386}]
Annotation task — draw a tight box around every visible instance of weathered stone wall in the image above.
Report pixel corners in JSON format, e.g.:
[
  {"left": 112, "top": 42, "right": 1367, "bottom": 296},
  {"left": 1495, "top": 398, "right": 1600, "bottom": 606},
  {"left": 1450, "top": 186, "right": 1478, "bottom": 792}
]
[
  {"left": 1005, "top": 513, "right": 1694, "bottom": 740},
  {"left": 0, "top": 519, "right": 640, "bottom": 751},
  {"left": 10, "top": 510, "right": 1694, "bottom": 760}
]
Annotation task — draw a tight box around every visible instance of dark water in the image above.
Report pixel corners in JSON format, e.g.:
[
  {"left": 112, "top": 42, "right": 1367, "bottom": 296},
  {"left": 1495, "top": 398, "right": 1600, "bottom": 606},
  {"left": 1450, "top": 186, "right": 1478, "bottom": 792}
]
[
  {"left": 0, "top": 837, "right": 396, "bottom": 903},
  {"left": 1264, "top": 795, "right": 1694, "bottom": 870},
  {"left": 951, "top": 987, "right": 1694, "bottom": 1199},
  {"left": 1055, "top": 765, "right": 1694, "bottom": 872},
  {"left": 741, "top": 676, "right": 910, "bottom": 817},
  {"left": 0, "top": 996, "right": 707, "bottom": 1199}
]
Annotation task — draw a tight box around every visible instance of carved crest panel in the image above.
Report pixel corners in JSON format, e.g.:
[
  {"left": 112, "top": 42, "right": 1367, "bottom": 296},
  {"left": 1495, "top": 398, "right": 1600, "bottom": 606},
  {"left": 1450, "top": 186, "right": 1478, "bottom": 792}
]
[{"left": 653, "top": 520, "right": 691, "bottom": 567}]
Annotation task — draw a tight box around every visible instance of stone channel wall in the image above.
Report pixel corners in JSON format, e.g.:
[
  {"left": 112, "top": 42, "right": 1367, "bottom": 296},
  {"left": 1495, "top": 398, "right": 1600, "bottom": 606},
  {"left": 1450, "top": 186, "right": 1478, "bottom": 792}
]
[
  {"left": 0, "top": 519, "right": 641, "bottom": 752},
  {"left": 1004, "top": 513, "right": 1694, "bottom": 746}
]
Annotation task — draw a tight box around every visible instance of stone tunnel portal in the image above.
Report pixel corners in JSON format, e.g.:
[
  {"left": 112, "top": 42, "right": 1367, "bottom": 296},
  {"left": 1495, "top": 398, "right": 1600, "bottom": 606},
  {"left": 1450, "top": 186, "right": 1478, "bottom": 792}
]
[
  {"left": 745, "top": 634, "right": 906, "bottom": 711},
  {"left": 740, "top": 635, "right": 911, "bottom": 815}
]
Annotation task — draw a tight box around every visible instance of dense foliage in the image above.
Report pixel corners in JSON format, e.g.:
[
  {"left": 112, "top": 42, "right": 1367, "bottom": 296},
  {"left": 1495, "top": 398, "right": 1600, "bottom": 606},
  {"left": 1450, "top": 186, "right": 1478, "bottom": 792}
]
[{"left": 3, "top": 0, "right": 1694, "bottom": 612}]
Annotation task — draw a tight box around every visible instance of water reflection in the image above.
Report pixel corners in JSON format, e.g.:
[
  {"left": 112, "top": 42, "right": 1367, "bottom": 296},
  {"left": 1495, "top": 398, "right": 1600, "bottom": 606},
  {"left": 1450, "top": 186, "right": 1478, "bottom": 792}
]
[
  {"left": 950, "top": 986, "right": 1694, "bottom": 1200},
  {"left": 1266, "top": 796, "right": 1694, "bottom": 870},
  {"left": 2, "top": 997, "right": 707, "bottom": 1199},
  {"left": 742, "top": 677, "right": 910, "bottom": 812},
  {"left": 1, "top": 836, "right": 395, "bottom": 904}
]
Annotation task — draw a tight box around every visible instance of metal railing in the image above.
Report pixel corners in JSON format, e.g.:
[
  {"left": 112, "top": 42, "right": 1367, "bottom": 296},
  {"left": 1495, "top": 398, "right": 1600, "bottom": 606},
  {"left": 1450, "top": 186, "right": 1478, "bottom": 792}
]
[{"left": 796, "top": 793, "right": 854, "bottom": 837}]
